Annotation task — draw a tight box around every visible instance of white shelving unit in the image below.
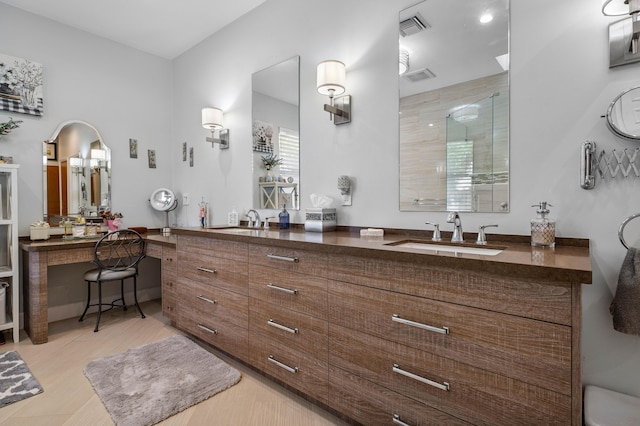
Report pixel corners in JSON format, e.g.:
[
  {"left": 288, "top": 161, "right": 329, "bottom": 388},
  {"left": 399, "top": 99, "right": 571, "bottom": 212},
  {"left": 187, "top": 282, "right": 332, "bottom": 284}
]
[{"left": 0, "top": 164, "right": 19, "bottom": 343}]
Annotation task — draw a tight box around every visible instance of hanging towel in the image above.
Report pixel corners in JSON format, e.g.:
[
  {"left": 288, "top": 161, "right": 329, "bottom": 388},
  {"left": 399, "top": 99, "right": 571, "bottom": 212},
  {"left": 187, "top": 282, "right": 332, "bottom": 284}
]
[{"left": 610, "top": 247, "right": 640, "bottom": 335}]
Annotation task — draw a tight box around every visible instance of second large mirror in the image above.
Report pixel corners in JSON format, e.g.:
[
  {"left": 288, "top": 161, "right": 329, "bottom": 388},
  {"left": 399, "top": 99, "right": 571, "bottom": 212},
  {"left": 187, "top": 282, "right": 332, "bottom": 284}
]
[
  {"left": 43, "top": 120, "right": 111, "bottom": 224},
  {"left": 399, "top": 0, "right": 509, "bottom": 212},
  {"left": 252, "top": 56, "right": 300, "bottom": 210}
]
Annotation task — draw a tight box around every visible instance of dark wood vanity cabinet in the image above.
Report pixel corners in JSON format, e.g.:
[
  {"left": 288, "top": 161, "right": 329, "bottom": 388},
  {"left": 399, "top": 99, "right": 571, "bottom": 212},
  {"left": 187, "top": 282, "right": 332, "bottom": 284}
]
[{"left": 171, "top": 231, "right": 587, "bottom": 426}]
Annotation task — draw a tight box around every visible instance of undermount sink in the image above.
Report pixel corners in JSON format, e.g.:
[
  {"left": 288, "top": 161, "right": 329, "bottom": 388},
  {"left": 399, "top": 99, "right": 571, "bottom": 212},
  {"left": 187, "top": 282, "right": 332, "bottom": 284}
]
[
  {"left": 207, "top": 227, "right": 260, "bottom": 235},
  {"left": 385, "top": 240, "right": 506, "bottom": 256}
]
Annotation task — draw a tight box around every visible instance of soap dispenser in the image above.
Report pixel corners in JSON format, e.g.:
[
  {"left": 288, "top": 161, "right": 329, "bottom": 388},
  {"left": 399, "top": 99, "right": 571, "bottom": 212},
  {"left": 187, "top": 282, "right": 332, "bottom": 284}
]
[
  {"left": 227, "top": 206, "right": 239, "bottom": 226},
  {"left": 531, "top": 202, "right": 555, "bottom": 248},
  {"left": 279, "top": 204, "right": 290, "bottom": 230}
]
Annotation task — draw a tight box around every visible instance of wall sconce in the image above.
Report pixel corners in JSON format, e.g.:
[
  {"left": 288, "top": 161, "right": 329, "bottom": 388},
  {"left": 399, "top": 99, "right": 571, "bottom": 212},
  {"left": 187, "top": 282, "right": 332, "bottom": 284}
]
[
  {"left": 202, "top": 107, "right": 229, "bottom": 149},
  {"left": 69, "top": 156, "right": 84, "bottom": 175},
  {"left": 337, "top": 175, "right": 352, "bottom": 206},
  {"left": 602, "top": 0, "right": 640, "bottom": 67},
  {"left": 317, "top": 60, "right": 351, "bottom": 125}
]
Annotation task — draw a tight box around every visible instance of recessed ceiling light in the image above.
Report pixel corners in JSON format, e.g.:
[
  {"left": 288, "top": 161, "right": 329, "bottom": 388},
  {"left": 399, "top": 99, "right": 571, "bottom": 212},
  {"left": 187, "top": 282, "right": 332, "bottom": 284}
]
[{"left": 480, "top": 13, "right": 493, "bottom": 24}]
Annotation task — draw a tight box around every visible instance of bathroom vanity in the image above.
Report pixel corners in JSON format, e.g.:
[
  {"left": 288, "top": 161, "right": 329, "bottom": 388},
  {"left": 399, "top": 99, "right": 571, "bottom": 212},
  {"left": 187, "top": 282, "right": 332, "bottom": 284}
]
[{"left": 170, "top": 227, "right": 591, "bottom": 426}]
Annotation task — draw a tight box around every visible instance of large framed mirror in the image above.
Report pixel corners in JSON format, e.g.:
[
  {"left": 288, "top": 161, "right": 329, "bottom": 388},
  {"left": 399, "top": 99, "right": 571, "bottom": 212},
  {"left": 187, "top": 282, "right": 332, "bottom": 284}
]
[
  {"left": 251, "top": 55, "right": 300, "bottom": 210},
  {"left": 399, "top": 0, "right": 510, "bottom": 212},
  {"left": 43, "top": 120, "right": 111, "bottom": 224}
]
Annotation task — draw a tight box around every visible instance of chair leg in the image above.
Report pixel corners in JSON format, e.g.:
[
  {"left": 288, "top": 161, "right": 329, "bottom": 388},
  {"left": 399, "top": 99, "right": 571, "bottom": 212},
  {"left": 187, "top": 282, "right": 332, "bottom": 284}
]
[
  {"left": 94, "top": 281, "right": 102, "bottom": 332},
  {"left": 132, "top": 276, "right": 145, "bottom": 319},
  {"left": 120, "top": 279, "right": 128, "bottom": 311},
  {"left": 79, "top": 281, "right": 91, "bottom": 322}
]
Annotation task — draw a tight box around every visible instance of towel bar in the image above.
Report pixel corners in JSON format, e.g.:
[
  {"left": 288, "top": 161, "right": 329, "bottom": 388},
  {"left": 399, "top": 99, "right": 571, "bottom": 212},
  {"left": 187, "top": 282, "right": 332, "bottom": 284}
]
[{"left": 618, "top": 213, "right": 640, "bottom": 249}]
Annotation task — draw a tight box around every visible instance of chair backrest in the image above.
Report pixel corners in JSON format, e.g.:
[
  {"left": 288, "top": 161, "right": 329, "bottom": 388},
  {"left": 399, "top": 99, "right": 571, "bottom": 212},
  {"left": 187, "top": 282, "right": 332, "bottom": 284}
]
[{"left": 93, "top": 229, "right": 146, "bottom": 271}]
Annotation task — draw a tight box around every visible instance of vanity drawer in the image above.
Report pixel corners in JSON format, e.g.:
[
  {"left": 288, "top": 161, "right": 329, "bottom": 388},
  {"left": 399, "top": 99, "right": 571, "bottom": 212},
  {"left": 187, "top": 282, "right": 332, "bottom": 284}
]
[
  {"left": 178, "top": 235, "right": 247, "bottom": 263},
  {"left": 250, "top": 331, "right": 328, "bottom": 404},
  {"left": 249, "top": 244, "right": 327, "bottom": 277},
  {"left": 328, "top": 280, "right": 571, "bottom": 395},
  {"left": 178, "top": 250, "right": 248, "bottom": 295},
  {"left": 145, "top": 241, "right": 162, "bottom": 259},
  {"left": 178, "top": 306, "right": 248, "bottom": 362},
  {"left": 177, "top": 277, "right": 248, "bottom": 329},
  {"left": 329, "top": 324, "right": 571, "bottom": 426},
  {"left": 161, "top": 246, "right": 176, "bottom": 272},
  {"left": 249, "top": 298, "right": 328, "bottom": 358},
  {"left": 329, "top": 365, "right": 471, "bottom": 426},
  {"left": 249, "top": 264, "right": 328, "bottom": 320},
  {"left": 326, "top": 253, "right": 572, "bottom": 325},
  {"left": 162, "top": 274, "right": 177, "bottom": 321}
]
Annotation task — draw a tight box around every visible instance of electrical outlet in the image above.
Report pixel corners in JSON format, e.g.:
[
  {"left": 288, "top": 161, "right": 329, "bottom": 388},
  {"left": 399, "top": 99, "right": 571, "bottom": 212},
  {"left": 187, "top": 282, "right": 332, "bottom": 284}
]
[{"left": 182, "top": 193, "right": 189, "bottom": 206}]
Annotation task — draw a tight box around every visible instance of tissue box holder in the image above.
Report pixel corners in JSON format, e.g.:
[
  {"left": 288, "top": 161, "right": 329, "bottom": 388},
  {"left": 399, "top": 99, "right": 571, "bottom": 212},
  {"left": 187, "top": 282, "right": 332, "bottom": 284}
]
[
  {"left": 30, "top": 226, "right": 50, "bottom": 241},
  {"left": 304, "top": 208, "right": 336, "bottom": 232}
]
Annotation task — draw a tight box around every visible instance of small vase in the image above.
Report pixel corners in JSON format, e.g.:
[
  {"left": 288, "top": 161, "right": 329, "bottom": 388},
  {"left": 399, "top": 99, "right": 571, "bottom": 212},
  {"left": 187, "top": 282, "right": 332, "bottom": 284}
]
[{"left": 265, "top": 169, "right": 274, "bottom": 182}]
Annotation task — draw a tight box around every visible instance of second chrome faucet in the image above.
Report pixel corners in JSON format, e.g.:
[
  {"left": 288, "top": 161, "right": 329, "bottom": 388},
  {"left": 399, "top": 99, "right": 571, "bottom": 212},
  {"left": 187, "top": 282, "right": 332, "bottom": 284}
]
[{"left": 446, "top": 211, "right": 464, "bottom": 242}]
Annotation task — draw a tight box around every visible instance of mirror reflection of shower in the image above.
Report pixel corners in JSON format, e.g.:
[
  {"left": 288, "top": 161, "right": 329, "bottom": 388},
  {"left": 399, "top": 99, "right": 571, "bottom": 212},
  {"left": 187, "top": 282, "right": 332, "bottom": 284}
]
[{"left": 445, "top": 92, "right": 508, "bottom": 212}]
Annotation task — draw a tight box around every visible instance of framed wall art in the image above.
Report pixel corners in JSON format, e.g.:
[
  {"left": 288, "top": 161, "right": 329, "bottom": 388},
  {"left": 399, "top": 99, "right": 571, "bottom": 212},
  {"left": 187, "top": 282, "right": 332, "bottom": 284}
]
[
  {"left": 44, "top": 142, "right": 57, "bottom": 161},
  {"left": 252, "top": 120, "right": 274, "bottom": 153},
  {"left": 0, "top": 53, "right": 44, "bottom": 117}
]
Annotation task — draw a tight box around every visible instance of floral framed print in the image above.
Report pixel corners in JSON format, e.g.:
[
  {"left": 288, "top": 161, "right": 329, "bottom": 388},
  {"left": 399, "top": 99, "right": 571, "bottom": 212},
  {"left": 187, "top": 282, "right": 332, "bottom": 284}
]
[
  {"left": 44, "top": 142, "right": 57, "bottom": 161},
  {"left": 253, "top": 120, "right": 274, "bottom": 153},
  {"left": 0, "top": 53, "right": 44, "bottom": 117}
]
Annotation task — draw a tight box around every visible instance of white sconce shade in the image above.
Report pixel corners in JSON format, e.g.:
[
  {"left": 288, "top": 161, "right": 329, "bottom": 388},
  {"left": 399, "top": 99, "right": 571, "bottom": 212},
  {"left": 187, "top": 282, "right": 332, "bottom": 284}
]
[
  {"left": 317, "top": 60, "right": 346, "bottom": 96},
  {"left": 90, "top": 149, "right": 106, "bottom": 160},
  {"left": 399, "top": 49, "right": 409, "bottom": 75},
  {"left": 69, "top": 157, "right": 83, "bottom": 168},
  {"left": 602, "top": 0, "right": 639, "bottom": 15},
  {"left": 201, "top": 107, "right": 224, "bottom": 130}
]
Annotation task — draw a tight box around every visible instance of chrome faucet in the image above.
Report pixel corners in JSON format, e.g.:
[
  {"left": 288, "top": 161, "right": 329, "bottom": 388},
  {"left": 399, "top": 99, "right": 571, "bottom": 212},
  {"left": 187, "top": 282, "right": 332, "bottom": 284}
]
[
  {"left": 246, "top": 209, "right": 261, "bottom": 229},
  {"left": 446, "top": 211, "right": 463, "bottom": 242}
]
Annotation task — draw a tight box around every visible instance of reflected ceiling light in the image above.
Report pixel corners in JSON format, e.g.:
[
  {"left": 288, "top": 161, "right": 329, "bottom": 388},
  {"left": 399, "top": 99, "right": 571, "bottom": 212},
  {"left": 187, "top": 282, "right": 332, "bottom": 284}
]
[
  {"left": 201, "top": 107, "right": 229, "bottom": 149},
  {"left": 399, "top": 48, "right": 410, "bottom": 75},
  {"left": 317, "top": 60, "right": 351, "bottom": 125},
  {"left": 602, "top": 0, "right": 640, "bottom": 65},
  {"left": 451, "top": 105, "right": 479, "bottom": 122},
  {"left": 479, "top": 13, "right": 493, "bottom": 24}
]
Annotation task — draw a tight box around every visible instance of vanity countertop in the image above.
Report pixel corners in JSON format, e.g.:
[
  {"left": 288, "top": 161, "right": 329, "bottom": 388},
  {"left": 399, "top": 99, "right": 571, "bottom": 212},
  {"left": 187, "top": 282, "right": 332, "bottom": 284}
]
[
  {"left": 20, "top": 233, "right": 177, "bottom": 251},
  {"left": 172, "top": 226, "right": 592, "bottom": 285}
]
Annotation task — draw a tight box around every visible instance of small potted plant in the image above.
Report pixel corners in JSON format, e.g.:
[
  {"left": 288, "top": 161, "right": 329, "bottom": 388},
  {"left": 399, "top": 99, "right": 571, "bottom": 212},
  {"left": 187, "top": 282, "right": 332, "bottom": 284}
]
[
  {"left": 0, "top": 117, "right": 22, "bottom": 137},
  {"left": 261, "top": 153, "right": 282, "bottom": 181}
]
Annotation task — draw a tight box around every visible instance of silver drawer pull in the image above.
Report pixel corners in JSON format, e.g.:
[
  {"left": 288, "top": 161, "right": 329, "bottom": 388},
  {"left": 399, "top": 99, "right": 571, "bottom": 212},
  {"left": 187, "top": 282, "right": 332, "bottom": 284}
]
[
  {"left": 197, "top": 324, "right": 218, "bottom": 335},
  {"left": 392, "top": 314, "right": 449, "bottom": 335},
  {"left": 393, "top": 364, "right": 449, "bottom": 391},
  {"left": 196, "top": 295, "right": 217, "bottom": 304},
  {"left": 268, "top": 355, "right": 299, "bottom": 373},
  {"left": 267, "top": 283, "right": 298, "bottom": 295},
  {"left": 393, "top": 414, "right": 411, "bottom": 426},
  {"left": 268, "top": 319, "right": 299, "bottom": 334},
  {"left": 267, "top": 253, "right": 299, "bottom": 263},
  {"left": 197, "top": 266, "right": 217, "bottom": 274}
]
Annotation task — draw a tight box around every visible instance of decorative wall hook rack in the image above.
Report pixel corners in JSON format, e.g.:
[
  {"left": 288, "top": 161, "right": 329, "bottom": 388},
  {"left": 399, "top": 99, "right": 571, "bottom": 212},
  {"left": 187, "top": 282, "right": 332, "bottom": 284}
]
[{"left": 580, "top": 140, "right": 640, "bottom": 189}]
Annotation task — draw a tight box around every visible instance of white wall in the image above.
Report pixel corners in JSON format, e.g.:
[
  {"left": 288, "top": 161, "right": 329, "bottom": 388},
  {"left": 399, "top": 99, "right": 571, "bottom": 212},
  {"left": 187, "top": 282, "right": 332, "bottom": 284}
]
[
  {"left": 171, "top": 0, "right": 640, "bottom": 397},
  {"left": 0, "top": 3, "right": 171, "bottom": 318},
  {"left": 0, "top": 3, "right": 174, "bottom": 232},
  {"left": 2, "top": 0, "right": 640, "bottom": 399}
]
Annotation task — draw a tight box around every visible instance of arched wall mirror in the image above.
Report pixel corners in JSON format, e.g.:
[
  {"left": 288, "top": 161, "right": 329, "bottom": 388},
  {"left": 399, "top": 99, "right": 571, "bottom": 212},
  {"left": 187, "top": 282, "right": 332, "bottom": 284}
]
[
  {"left": 43, "top": 120, "right": 111, "bottom": 224},
  {"left": 399, "top": 0, "right": 510, "bottom": 213},
  {"left": 606, "top": 86, "right": 640, "bottom": 140},
  {"left": 251, "top": 55, "right": 300, "bottom": 210}
]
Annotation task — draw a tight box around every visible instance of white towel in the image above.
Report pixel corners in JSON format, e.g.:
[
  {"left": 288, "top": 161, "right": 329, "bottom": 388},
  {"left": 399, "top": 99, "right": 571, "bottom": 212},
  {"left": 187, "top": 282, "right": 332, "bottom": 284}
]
[{"left": 610, "top": 247, "right": 640, "bottom": 335}]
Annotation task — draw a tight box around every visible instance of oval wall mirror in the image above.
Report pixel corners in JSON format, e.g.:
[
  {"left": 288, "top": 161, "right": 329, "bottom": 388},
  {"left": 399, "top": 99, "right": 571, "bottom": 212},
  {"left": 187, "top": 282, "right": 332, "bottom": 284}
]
[
  {"left": 43, "top": 120, "right": 111, "bottom": 224},
  {"left": 606, "top": 86, "right": 640, "bottom": 141}
]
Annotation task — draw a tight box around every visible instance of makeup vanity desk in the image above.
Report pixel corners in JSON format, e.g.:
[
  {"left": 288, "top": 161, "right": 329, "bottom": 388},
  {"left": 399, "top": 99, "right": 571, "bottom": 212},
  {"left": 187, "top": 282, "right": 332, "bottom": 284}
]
[{"left": 20, "top": 233, "right": 176, "bottom": 344}]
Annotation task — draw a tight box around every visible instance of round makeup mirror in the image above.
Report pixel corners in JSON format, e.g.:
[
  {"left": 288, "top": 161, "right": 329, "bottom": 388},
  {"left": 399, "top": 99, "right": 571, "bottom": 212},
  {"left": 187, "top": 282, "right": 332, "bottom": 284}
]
[{"left": 605, "top": 86, "right": 640, "bottom": 141}]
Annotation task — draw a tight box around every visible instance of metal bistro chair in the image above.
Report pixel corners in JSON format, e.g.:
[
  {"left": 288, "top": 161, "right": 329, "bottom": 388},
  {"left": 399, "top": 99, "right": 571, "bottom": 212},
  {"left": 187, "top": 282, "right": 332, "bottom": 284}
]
[{"left": 79, "top": 229, "right": 146, "bottom": 332}]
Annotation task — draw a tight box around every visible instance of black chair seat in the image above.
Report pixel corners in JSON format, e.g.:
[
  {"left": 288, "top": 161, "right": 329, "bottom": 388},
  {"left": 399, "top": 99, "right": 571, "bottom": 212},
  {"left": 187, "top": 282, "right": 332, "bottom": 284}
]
[{"left": 79, "top": 229, "right": 146, "bottom": 332}]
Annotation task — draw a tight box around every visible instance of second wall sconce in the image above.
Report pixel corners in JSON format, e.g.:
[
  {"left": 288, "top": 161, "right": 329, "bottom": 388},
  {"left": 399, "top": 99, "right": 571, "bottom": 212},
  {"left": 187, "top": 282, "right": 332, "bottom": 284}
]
[
  {"left": 202, "top": 107, "right": 229, "bottom": 149},
  {"left": 317, "top": 60, "right": 351, "bottom": 125}
]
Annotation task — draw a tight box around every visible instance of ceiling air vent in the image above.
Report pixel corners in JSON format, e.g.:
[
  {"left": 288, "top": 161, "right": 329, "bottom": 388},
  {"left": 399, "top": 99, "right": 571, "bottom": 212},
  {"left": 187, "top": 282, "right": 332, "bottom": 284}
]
[
  {"left": 399, "top": 13, "right": 430, "bottom": 37},
  {"left": 403, "top": 68, "right": 436, "bottom": 82}
]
